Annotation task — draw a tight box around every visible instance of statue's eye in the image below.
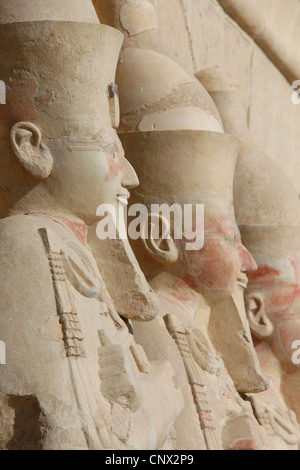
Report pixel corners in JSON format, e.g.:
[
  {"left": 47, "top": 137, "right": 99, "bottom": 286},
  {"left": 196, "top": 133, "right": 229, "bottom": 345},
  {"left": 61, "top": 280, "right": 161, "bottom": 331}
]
[
  {"left": 102, "top": 143, "right": 117, "bottom": 159},
  {"left": 224, "top": 235, "right": 235, "bottom": 245}
]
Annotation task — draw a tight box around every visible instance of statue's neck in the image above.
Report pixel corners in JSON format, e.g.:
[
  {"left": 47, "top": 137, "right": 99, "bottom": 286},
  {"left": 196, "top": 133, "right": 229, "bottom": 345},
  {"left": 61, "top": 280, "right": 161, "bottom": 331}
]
[
  {"left": 254, "top": 340, "right": 282, "bottom": 388},
  {"left": 150, "top": 271, "right": 212, "bottom": 335}
]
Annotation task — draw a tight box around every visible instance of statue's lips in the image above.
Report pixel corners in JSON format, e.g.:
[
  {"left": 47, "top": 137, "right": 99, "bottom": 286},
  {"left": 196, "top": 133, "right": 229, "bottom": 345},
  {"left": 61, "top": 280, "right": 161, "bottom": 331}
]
[
  {"left": 116, "top": 191, "right": 130, "bottom": 202},
  {"left": 237, "top": 274, "right": 248, "bottom": 289}
]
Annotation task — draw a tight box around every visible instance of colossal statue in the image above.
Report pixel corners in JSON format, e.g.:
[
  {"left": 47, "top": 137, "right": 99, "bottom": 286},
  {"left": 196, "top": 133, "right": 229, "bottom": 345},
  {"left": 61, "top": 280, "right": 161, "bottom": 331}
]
[
  {"left": 0, "top": 0, "right": 183, "bottom": 450},
  {"left": 0, "top": 0, "right": 296, "bottom": 452},
  {"left": 93, "top": 0, "right": 271, "bottom": 451},
  {"left": 198, "top": 68, "right": 300, "bottom": 449},
  {"left": 120, "top": 129, "right": 269, "bottom": 450}
]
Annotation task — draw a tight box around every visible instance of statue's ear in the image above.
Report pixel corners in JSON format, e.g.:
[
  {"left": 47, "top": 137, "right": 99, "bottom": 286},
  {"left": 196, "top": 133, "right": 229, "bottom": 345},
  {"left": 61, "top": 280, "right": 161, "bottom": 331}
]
[
  {"left": 141, "top": 213, "right": 178, "bottom": 265},
  {"left": 11, "top": 122, "right": 53, "bottom": 179},
  {"left": 245, "top": 293, "right": 273, "bottom": 339}
]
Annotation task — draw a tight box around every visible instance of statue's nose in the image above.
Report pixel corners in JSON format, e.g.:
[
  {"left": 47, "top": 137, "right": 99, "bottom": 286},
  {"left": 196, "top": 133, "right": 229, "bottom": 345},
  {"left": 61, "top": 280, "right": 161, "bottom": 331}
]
[
  {"left": 122, "top": 157, "right": 139, "bottom": 189},
  {"left": 239, "top": 245, "right": 257, "bottom": 273}
]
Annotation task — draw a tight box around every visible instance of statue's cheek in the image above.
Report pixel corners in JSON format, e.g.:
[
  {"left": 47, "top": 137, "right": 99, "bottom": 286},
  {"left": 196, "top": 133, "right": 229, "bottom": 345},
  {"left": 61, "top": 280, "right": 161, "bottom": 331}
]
[
  {"left": 269, "top": 284, "right": 300, "bottom": 312},
  {"left": 185, "top": 242, "right": 237, "bottom": 289},
  {"left": 106, "top": 155, "right": 123, "bottom": 181}
]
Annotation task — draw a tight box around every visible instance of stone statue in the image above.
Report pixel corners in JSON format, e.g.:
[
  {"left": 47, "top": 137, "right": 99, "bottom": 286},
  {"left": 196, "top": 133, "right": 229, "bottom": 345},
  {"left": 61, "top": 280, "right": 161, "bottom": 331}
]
[
  {"left": 198, "top": 67, "right": 300, "bottom": 450},
  {"left": 1, "top": 0, "right": 296, "bottom": 452},
  {"left": 241, "top": 226, "right": 300, "bottom": 450},
  {"left": 236, "top": 153, "right": 300, "bottom": 450},
  {"left": 94, "top": 0, "right": 270, "bottom": 451},
  {"left": 0, "top": 1, "right": 183, "bottom": 450},
  {"left": 120, "top": 129, "right": 269, "bottom": 450}
]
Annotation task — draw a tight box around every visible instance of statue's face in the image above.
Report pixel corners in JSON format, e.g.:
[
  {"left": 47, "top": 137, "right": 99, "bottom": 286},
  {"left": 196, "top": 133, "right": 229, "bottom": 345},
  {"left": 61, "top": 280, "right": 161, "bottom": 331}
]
[
  {"left": 247, "top": 251, "right": 300, "bottom": 367},
  {"left": 47, "top": 127, "right": 139, "bottom": 224},
  {"left": 179, "top": 214, "right": 257, "bottom": 291}
]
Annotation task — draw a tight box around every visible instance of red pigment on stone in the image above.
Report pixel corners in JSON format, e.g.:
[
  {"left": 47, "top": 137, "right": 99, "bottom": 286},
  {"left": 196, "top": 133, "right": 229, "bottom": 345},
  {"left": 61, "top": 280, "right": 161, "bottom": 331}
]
[
  {"left": 270, "top": 285, "right": 300, "bottom": 308},
  {"left": 106, "top": 155, "right": 123, "bottom": 181},
  {"left": 172, "top": 292, "right": 191, "bottom": 303},
  {"left": 248, "top": 265, "right": 280, "bottom": 281},
  {"left": 234, "top": 439, "right": 258, "bottom": 451}
]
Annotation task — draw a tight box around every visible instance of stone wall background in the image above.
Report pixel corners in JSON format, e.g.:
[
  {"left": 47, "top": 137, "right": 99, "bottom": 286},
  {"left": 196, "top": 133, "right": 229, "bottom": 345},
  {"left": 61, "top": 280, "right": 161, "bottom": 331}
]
[{"left": 155, "top": 0, "right": 300, "bottom": 193}]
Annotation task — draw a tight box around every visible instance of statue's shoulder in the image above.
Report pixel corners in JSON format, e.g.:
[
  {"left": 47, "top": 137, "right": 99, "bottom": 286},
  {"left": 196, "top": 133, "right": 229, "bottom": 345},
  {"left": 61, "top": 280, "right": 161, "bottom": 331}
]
[
  {"left": 0, "top": 214, "right": 50, "bottom": 256},
  {"left": 0, "top": 215, "right": 55, "bottom": 292}
]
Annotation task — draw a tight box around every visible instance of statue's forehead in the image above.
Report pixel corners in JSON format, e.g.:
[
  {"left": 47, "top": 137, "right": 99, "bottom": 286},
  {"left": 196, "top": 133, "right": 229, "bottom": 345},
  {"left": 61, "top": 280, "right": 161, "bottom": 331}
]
[{"left": 204, "top": 214, "right": 238, "bottom": 238}]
